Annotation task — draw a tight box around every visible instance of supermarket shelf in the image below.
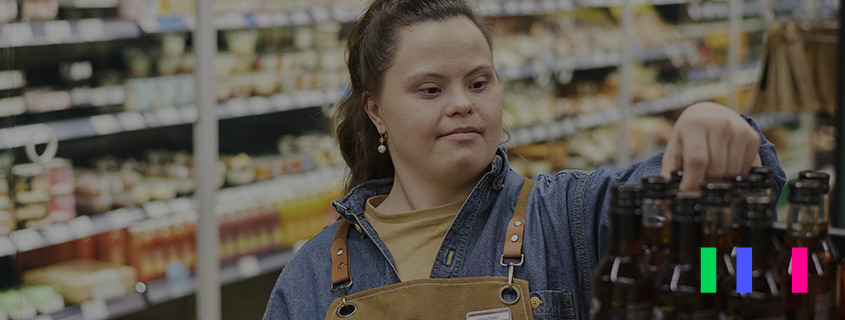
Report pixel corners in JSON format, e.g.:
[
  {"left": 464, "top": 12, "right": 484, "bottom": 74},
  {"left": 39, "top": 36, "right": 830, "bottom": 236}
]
[
  {"left": 0, "top": 87, "right": 345, "bottom": 150},
  {"left": 752, "top": 112, "right": 800, "bottom": 131},
  {"left": 0, "top": 166, "right": 346, "bottom": 257},
  {"left": 43, "top": 249, "right": 294, "bottom": 320},
  {"left": 687, "top": 60, "right": 760, "bottom": 83},
  {"left": 687, "top": 0, "right": 801, "bottom": 21},
  {"left": 499, "top": 42, "right": 695, "bottom": 82},
  {"left": 678, "top": 18, "right": 768, "bottom": 39},
  {"left": 0, "top": 19, "right": 141, "bottom": 48},
  {"left": 508, "top": 81, "right": 732, "bottom": 146}
]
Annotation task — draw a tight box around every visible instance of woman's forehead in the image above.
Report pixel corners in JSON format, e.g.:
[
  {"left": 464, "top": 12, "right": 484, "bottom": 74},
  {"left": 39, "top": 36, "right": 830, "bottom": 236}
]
[{"left": 390, "top": 18, "right": 493, "bottom": 77}]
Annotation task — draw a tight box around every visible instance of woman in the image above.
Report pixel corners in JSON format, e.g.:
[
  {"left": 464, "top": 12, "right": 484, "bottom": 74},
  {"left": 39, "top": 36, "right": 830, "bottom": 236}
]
[{"left": 263, "top": 0, "right": 784, "bottom": 319}]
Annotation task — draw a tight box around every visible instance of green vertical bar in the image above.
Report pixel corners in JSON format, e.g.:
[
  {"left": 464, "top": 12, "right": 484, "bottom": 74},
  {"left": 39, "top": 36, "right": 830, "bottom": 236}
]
[{"left": 701, "top": 247, "right": 717, "bottom": 293}]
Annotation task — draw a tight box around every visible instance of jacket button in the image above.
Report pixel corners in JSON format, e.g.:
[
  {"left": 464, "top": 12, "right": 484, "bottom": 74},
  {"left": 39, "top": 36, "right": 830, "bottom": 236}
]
[{"left": 530, "top": 297, "right": 542, "bottom": 308}]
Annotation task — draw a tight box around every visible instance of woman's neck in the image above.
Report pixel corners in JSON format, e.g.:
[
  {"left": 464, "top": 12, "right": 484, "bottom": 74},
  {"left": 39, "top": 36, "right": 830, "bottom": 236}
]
[{"left": 376, "top": 169, "right": 482, "bottom": 213}]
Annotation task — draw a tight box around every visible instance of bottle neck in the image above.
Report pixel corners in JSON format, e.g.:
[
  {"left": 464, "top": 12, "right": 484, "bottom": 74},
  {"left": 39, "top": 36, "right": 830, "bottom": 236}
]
[
  {"left": 740, "top": 221, "right": 778, "bottom": 266},
  {"left": 608, "top": 209, "right": 642, "bottom": 256},
  {"left": 702, "top": 204, "right": 732, "bottom": 250},
  {"left": 642, "top": 197, "right": 670, "bottom": 226},
  {"left": 786, "top": 202, "right": 825, "bottom": 238},
  {"left": 670, "top": 218, "right": 700, "bottom": 263}
]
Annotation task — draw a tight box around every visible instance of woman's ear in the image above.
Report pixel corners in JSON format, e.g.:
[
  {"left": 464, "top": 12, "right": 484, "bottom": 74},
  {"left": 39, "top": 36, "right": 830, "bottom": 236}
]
[{"left": 364, "top": 95, "right": 386, "bottom": 134}]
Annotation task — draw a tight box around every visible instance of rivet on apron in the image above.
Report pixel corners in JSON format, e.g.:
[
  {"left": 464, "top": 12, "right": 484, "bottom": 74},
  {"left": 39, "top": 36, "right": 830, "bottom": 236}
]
[
  {"left": 337, "top": 249, "right": 343, "bottom": 256},
  {"left": 510, "top": 235, "right": 519, "bottom": 242},
  {"left": 530, "top": 297, "right": 543, "bottom": 308},
  {"left": 337, "top": 262, "right": 345, "bottom": 269},
  {"left": 514, "top": 220, "right": 522, "bottom": 227}
]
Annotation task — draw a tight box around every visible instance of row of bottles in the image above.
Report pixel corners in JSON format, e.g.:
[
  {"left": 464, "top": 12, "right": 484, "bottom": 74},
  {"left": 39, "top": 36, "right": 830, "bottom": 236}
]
[{"left": 591, "top": 167, "right": 842, "bottom": 319}]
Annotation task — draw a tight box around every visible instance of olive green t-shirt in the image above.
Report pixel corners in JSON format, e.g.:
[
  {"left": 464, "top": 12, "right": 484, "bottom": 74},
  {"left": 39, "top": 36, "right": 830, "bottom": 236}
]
[{"left": 364, "top": 195, "right": 463, "bottom": 281}]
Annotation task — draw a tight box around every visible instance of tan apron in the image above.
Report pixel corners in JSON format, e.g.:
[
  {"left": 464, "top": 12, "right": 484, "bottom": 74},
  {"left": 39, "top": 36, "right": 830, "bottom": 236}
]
[{"left": 325, "top": 179, "right": 536, "bottom": 320}]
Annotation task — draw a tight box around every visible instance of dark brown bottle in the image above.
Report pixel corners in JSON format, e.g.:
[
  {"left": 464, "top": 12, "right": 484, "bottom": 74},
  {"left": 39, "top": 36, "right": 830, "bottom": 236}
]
[
  {"left": 641, "top": 176, "right": 672, "bottom": 274},
  {"left": 798, "top": 171, "right": 840, "bottom": 265},
  {"left": 700, "top": 181, "right": 734, "bottom": 312},
  {"left": 722, "top": 196, "right": 786, "bottom": 320},
  {"left": 782, "top": 180, "right": 836, "bottom": 320},
  {"left": 591, "top": 183, "right": 653, "bottom": 320},
  {"left": 670, "top": 170, "right": 683, "bottom": 192},
  {"left": 749, "top": 166, "right": 775, "bottom": 197},
  {"left": 653, "top": 192, "right": 718, "bottom": 319}
]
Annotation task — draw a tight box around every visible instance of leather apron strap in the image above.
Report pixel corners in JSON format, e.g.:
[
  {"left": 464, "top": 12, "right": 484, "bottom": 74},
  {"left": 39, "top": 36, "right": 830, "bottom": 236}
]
[{"left": 327, "top": 177, "right": 535, "bottom": 319}]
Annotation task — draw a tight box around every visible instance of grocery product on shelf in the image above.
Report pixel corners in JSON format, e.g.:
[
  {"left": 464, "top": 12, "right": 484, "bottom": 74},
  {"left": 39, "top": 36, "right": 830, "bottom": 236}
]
[{"left": 23, "top": 259, "right": 136, "bottom": 304}]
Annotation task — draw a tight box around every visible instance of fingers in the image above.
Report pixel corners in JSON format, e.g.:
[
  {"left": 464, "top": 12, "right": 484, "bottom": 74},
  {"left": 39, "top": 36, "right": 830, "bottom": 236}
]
[
  {"left": 679, "top": 125, "right": 708, "bottom": 192},
  {"left": 660, "top": 130, "right": 683, "bottom": 180},
  {"left": 707, "top": 126, "right": 729, "bottom": 180}
]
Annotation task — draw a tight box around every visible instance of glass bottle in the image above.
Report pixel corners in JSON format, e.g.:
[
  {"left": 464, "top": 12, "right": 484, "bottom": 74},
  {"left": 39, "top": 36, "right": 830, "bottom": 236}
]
[
  {"left": 797, "top": 171, "right": 840, "bottom": 265},
  {"left": 591, "top": 183, "right": 653, "bottom": 320},
  {"left": 641, "top": 176, "right": 672, "bottom": 274},
  {"left": 749, "top": 166, "right": 775, "bottom": 197},
  {"left": 722, "top": 196, "right": 786, "bottom": 319},
  {"left": 782, "top": 180, "right": 836, "bottom": 319},
  {"left": 670, "top": 170, "right": 683, "bottom": 192},
  {"left": 653, "top": 192, "right": 718, "bottom": 319},
  {"left": 701, "top": 181, "right": 734, "bottom": 312}
]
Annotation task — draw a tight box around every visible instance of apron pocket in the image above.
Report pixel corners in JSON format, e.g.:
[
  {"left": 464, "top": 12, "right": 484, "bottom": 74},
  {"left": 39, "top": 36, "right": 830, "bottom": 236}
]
[{"left": 529, "top": 290, "right": 576, "bottom": 320}]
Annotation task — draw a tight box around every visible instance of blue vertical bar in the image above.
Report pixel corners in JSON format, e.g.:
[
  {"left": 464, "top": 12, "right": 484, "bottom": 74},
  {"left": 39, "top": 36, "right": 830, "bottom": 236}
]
[{"left": 736, "top": 247, "right": 752, "bottom": 293}]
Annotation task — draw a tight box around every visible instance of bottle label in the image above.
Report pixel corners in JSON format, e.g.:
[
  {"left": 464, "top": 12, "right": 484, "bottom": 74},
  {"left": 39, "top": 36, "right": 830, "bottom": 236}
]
[
  {"left": 626, "top": 301, "right": 652, "bottom": 320},
  {"left": 814, "top": 290, "right": 833, "bottom": 320}
]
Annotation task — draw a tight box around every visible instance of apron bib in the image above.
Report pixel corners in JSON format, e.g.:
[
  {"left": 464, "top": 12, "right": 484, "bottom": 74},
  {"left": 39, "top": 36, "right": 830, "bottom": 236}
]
[{"left": 325, "top": 178, "right": 535, "bottom": 320}]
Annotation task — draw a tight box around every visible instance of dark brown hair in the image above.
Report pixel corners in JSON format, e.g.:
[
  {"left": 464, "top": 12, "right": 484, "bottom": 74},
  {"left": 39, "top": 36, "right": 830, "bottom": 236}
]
[{"left": 334, "top": 0, "right": 494, "bottom": 192}]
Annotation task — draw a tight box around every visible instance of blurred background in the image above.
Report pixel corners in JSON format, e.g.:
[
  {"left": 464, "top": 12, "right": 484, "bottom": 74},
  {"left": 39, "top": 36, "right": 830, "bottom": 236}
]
[{"left": 0, "top": 0, "right": 841, "bottom": 319}]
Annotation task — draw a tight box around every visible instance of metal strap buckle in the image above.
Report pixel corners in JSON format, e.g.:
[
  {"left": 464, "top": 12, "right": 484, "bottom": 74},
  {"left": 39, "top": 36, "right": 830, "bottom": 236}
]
[{"left": 499, "top": 254, "right": 524, "bottom": 267}]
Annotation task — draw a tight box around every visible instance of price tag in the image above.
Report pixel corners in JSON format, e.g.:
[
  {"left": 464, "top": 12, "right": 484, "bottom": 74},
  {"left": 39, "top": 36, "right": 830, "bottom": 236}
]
[
  {"left": 43, "top": 223, "right": 74, "bottom": 245},
  {"left": 43, "top": 21, "right": 72, "bottom": 43},
  {"left": 0, "top": 237, "right": 16, "bottom": 256},
  {"left": 77, "top": 19, "right": 106, "bottom": 41},
  {"left": 137, "top": 17, "right": 160, "bottom": 33},
  {"left": 271, "top": 12, "right": 290, "bottom": 27},
  {"left": 311, "top": 8, "right": 330, "bottom": 23},
  {"left": 503, "top": 1, "right": 520, "bottom": 15},
  {"left": 69, "top": 216, "right": 95, "bottom": 238},
  {"left": 11, "top": 229, "right": 45, "bottom": 252},
  {"left": 237, "top": 255, "right": 261, "bottom": 279},
  {"left": 519, "top": 1, "right": 536, "bottom": 14},
  {"left": 290, "top": 11, "right": 310, "bottom": 26},
  {"left": 169, "top": 198, "right": 194, "bottom": 213},
  {"left": 144, "top": 201, "right": 171, "bottom": 218},
  {"left": 253, "top": 13, "right": 274, "bottom": 28},
  {"left": 227, "top": 98, "right": 249, "bottom": 116},
  {"left": 155, "top": 106, "right": 182, "bottom": 125},
  {"left": 81, "top": 299, "right": 108, "bottom": 320},
  {"left": 271, "top": 94, "right": 293, "bottom": 111},
  {"left": 117, "top": 112, "right": 146, "bottom": 131},
  {"left": 248, "top": 97, "right": 272, "bottom": 114},
  {"left": 181, "top": 106, "right": 198, "bottom": 122},
  {"left": 106, "top": 209, "right": 134, "bottom": 229},
  {"left": 4, "top": 23, "right": 34, "bottom": 46},
  {"left": 90, "top": 114, "right": 121, "bottom": 135}
]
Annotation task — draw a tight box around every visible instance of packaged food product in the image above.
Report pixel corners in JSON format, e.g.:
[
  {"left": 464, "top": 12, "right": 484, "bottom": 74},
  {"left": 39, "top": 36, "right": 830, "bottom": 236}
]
[
  {"left": 0, "top": 0, "right": 18, "bottom": 23},
  {"left": 47, "top": 193, "right": 76, "bottom": 222},
  {"left": 20, "top": 285, "right": 64, "bottom": 315},
  {"left": 45, "top": 158, "right": 74, "bottom": 196},
  {"left": 0, "top": 96, "right": 26, "bottom": 117},
  {"left": 23, "top": 89, "right": 73, "bottom": 113},
  {"left": 23, "top": 259, "right": 137, "bottom": 303},
  {"left": 0, "top": 290, "right": 36, "bottom": 320},
  {"left": 21, "top": 0, "right": 58, "bottom": 20},
  {"left": 0, "top": 208, "right": 15, "bottom": 236}
]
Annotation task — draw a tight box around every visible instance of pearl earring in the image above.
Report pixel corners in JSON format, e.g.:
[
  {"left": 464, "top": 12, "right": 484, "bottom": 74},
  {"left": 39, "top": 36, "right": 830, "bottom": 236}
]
[{"left": 377, "top": 133, "right": 387, "bottom": 154}]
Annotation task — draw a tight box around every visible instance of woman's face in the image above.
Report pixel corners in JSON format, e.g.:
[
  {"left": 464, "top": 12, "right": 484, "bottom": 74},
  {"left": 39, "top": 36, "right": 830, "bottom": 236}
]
[{"left": 366, "top": 17, "right": 502, "bottom": 184}]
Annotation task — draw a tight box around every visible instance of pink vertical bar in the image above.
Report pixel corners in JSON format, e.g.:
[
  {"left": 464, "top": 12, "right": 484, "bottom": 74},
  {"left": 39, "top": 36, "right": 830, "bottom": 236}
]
[{"left": 792, "top": 247, "right": 808, "bottom": 293}]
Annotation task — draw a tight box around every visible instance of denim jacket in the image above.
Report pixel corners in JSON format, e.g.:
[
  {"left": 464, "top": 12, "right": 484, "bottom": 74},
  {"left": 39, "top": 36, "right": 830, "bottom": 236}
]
[{"left": 264, "top": 116, "right": 785, "bottom": 320}]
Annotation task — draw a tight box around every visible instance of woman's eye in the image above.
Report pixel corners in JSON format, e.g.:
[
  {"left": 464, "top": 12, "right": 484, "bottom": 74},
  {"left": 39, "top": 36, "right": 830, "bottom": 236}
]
[
  {"left": 471, "top": 81, "right": 487, "bottom": 90},
  {"left": 420, "top": 87, "right": 440, "bottom": 94}
]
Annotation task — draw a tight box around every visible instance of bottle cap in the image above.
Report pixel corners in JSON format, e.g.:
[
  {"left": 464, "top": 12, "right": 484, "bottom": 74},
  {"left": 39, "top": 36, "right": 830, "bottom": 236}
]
[
  {"left": 672, "top": 191, "right": 702, "bottom": 218},
  {"left": 798, "top": 170, "right": 830, "bottom": 194},
  {"left": 732, "top": 174, "right": 763, "bottom": 193},
  {"left": 670, "top": 170, "right": 683, "bottom": 190},
  {"left": 749, "top": 166, "right": 774, "bottom": 189},
  {"left": 641, "top": 176, "right": 672, "bottom": 199},
  {"left": 789, "top": 180, "right": 821, "bottom": 204},
  {"left": 741, "top": 196, "right": 775, "bottom": 221},
  {"left": 610, "top": 183, "right": 642, "bottom": 210},
  {"left": 701, "top": 181, "right": 733, "bottom": 206}
]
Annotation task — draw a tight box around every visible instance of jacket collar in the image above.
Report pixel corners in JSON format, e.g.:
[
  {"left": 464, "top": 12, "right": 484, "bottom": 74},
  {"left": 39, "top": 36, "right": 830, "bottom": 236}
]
[{"left": 331, "top": 145, "right": 510, "bottom": 223}]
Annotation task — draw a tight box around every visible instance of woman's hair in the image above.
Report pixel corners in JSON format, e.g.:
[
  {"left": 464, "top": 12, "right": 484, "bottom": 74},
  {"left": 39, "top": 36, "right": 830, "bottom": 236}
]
[{"left": 334, "top": 0, "right": 493, "bottom": 192}]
